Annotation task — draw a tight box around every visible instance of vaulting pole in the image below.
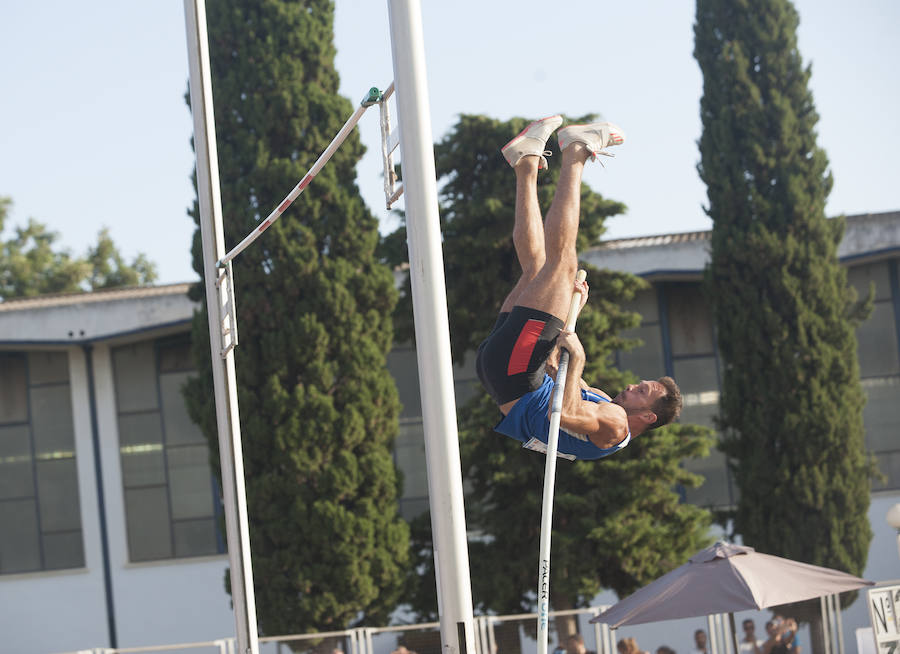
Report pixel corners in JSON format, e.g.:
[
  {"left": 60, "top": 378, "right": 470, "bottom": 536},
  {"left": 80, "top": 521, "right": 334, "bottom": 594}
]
[
  {"left": 386, "top": 2, "right": 476, "bottom": 654},
  {"left": 537, "top": 270, "right": 587, "bottom": 654}
]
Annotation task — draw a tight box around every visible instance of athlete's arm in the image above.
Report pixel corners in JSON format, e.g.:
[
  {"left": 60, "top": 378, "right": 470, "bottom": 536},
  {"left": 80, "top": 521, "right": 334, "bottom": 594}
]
[{"left": 554, "top": 331, "right": 629, "bottom": 448}]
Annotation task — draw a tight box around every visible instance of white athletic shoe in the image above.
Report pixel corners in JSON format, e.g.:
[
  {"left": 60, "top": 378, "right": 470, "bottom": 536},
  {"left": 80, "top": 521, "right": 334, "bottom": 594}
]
[
  {"left": 501, "top": 114, "right": 564, "bottom": 169},
  {"left": 557, "top": 122, "right": 626, "bottom": 161}
]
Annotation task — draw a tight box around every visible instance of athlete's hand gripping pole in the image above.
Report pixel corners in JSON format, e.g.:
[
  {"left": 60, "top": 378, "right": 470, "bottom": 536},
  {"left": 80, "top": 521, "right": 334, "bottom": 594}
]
[{"left": 536, "top": 269, "right": 587, "bottom": 654}]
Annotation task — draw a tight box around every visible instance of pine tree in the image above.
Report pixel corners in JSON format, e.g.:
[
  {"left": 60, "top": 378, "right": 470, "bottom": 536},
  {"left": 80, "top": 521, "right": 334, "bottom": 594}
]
[
  {"left": 0, "top": 197, "right": 156, "bottom": 300},
  {"left": 384, "top": 115, "right": 715, "bottom": 632},
  {"left": 183, "top": 0, "right": 408, "bottom": 636},
  {"left": 694, "top": 0, "right": 873, "bottom": 612}
]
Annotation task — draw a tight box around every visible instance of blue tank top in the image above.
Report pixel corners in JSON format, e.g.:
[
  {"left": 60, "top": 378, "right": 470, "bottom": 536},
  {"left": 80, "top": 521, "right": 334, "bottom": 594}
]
[{"left": 494, "top": 374, "right": 631, "bottom": 461}]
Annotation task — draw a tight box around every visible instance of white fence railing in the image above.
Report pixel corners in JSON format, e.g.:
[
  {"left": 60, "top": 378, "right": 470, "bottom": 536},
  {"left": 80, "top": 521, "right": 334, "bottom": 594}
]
[{"left": 55, "top": 607, "right": 613, "bottom": 654}]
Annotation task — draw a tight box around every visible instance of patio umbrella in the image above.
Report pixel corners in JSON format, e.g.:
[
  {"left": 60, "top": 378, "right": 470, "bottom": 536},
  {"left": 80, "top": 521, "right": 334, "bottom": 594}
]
[{"left": 591, "top": 541, "right": 873, "bottom": 628}]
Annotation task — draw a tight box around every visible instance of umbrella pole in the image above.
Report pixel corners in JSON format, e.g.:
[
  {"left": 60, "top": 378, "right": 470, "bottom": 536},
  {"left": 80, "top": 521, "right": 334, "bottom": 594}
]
[
  {"left": 729, "top": 612, "right": 740, "bottom": 654},
  {"left": 708, "top": 615, "right": 718, "bottom": 654},
  {"left": 537, "top": 271, "right": 587, "bottom": 654}
]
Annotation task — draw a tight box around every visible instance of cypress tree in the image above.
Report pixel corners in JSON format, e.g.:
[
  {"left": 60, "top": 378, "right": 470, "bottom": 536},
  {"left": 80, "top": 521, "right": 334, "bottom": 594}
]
[
  {"left": 184, "top": 0, "right": 408, "bottom": 636},
  {"left": 384, "top": 115, "right": 715, "bottom": 633},
  {"left": 694, "top": 0, "right": 873, "bottom": 608}
]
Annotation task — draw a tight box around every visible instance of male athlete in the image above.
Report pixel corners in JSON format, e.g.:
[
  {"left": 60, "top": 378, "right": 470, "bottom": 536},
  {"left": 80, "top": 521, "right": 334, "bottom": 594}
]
[{"left": 475, "top": 115, "right": 682, "bottom": 460}]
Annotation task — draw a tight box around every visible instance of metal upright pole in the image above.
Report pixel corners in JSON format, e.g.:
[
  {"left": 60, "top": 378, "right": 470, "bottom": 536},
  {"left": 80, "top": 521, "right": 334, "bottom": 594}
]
[
  {"left": 183, "top": 1, "right": 259, "bottom": 653},
  {"left": 386, "top": 2, "right": 476, "bottom": 654}
]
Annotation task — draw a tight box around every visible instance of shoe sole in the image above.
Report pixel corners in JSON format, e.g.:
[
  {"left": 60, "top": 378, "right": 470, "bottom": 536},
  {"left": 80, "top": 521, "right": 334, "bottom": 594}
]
[
  {"left": 501, "top": 114, "right": 564, "bottom": 154},
  {"left": 559, "top": 123, "right": 625, "bottom": 149}
]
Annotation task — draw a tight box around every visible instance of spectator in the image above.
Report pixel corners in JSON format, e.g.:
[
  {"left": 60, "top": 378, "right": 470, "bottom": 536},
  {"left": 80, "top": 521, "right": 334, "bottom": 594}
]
[
  {"left": 739, "top": 619, "right": 763, "bottom": 654},
  {"left": 657, "top": 646, "right": 677, "bottom": 654},
  {"left": 778, "top": 616, "right": 801, "bottom": 654},
  {"left": 568, "top": 633, "right": 597, "bottom": 654},
  {"left": 763, "top": 616, "right": 800, "bottom": 654},
  {"left": 691, "top": 630, "right": 708, "bottom": 654},
  {"left": 617, "top": 637, "right": 649, "bottom": 654}
]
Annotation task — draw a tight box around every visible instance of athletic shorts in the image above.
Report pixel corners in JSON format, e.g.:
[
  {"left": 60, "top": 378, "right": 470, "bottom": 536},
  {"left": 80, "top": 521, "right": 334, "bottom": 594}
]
[{"left": 475, "top": 306, "right": 564, "bottom": 405}]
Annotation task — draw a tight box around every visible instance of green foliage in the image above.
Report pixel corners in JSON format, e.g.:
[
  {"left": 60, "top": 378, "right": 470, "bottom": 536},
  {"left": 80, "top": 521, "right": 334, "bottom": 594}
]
[
  {"left": 694, "top": 0, "right": 874, "bottom": 607},
  {"left": 182, "top": 0, "right": 408, "bottom": 636},
  {"left": 0, "top": 196, "right": 156, "bottom": 300},
  {"left": 86, "top": 228, "right": 158, "bottom": 289},
  {"left": 386, "top": 115, "right": 715, "bottom": 619}
]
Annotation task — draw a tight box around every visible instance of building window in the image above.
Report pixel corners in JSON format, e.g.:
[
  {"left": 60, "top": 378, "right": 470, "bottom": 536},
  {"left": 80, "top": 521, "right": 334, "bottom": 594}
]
[
  {"left": 850, "top": 260, "right": 900, "bottom": 491},
  {"left": 387, "top": 344, "right": 430, "bottom": 520},
  {"left": 112, "top": 337, "right": 223, "bottom": 562},
  {"left": 0, "top": 351, "right": 84, "bottom": 574},
  {"left": 661, "top": 283, "right": 734, "bottom": 509}
]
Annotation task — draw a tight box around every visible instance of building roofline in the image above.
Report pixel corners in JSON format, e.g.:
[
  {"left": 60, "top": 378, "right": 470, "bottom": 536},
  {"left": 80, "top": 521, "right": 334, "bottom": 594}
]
[
  {"left": 0, "top": 282, "right": 195, "bottom": 312},
  {"left": 596, "top": 210, "right": 900, "bottom": 250}
]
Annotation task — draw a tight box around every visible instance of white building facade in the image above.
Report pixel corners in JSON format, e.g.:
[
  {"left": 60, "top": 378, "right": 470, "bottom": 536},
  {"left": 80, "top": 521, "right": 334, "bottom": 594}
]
[
  {"left": 1, "top": 212, "right": 899, "bottom": 654},
  {"left": 0, "top": 285, "right": 236, "bottom": 653}
]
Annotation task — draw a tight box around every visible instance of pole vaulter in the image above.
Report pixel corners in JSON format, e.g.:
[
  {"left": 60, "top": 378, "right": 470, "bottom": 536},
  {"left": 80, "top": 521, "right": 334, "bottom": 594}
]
[{"left": 473, "top": 116, "right": 685, "bottom": 654}]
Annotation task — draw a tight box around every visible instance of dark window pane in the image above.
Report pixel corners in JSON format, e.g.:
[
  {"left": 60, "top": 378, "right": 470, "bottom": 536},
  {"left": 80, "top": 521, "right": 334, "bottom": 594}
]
[
  {"left": 847, "top": 262, "right": 891, "bottom": 303},
  {"left": 27, "top": 351, "right": 69, "bottom": 385},
  {"left": 173, "top": 518, "right": 218, "bottom": 557},
  {"left": 43, "top": 530, "right": 84, "bottom": 570},
  {"left": 0, "top": 423, "right": 31, "bottom": 458},
  {"left": 0, "top": 460, "right": 33, "bottom": 501},
  {"left": 0, "top": 354, "right": 28, "bottom": 424},
  {"left": 672, "top": 357, "right": 720, "bottom": 396},
  {"left": 618, "top": 324, "right": 666, "bottom": 380},
  {"left": 666, "top": 284, "right": 715, "bottom": 356},
  {"left": 168, "top": 445, "right": 214, "bottom": 520},
  {"left": 857, "top": 303, "right": 900, "bottom": 378},
  {"left": 158, "top": 340, "right": 194, "bottom": 373},
  {"left": 862, "top": 377, "right": 900, "bottom": 452},
  {"left": 395, "top": 423, "right": 428, "bottom": 501},
  {"left": 30, "top": 385, "right": 75, "bottom": 454},
  {"left": 873, "top": 450, "right": 900, "bottom": 491},
  {"left": 0, "top": 498, "right": 41, "bottom": 573},
  {"left": 682, "top": 447, "right": 732, "bottom": 508},
  {"left": 453, "top": 353, "right": 480, "bottom": 406},
  {"left": 117, "top": 411, "right": 164, "bottom": 448},
  {"left": 125, "top": 486, "right": 172, "bottom": 561},
  {"left": 36, "top": 459, "right": 81, "bottom": 532},
  {"left": 399, "top": 497, "right": 429, "bottom": 522},
  {"left": 113, "top": 342, "right": 159, "bottom": 413},
  {"left": 679, "top": 401, "right": 719, "bottom": 430},
  {"left": 160, "top": 372, "right": 204, "bottom": 445},
  {"left": 623, "top": 288, "right": 659, "bottom": 324},
  {"left": 121, "top": 448, "right": 167, "bottom": 488},
  {"left": 387, "top": 346, "right": 422, "bottom": 419}
]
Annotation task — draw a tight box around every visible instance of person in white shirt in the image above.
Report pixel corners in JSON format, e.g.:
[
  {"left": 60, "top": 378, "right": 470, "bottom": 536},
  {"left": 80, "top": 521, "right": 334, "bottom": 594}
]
[
  {"left": 691, "top": 630, "right": 708, "bottom": 654},
  {"left": 739, "top": 619, "right": 764, "bottom": 654}
]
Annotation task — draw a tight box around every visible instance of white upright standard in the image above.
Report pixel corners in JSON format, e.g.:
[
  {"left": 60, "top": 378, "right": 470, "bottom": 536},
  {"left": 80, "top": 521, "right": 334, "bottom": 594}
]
[
  {"left": 183, "top": 1, "right": 260, "bottom": 653},
  {"left": 387, "top": 2, "right": 477, "bottom": 654}
]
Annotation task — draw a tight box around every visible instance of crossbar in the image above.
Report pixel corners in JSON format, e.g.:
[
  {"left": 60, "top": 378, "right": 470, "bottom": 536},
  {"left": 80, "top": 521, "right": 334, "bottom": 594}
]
[{"left": 217, "top": 87, "right": 382, "bottom": 267}]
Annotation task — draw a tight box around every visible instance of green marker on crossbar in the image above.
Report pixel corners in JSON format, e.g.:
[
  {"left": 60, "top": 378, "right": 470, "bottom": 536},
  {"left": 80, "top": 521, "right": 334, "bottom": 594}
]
[{"left": 361, "top": 86, "right": 382, "bottom": 107}]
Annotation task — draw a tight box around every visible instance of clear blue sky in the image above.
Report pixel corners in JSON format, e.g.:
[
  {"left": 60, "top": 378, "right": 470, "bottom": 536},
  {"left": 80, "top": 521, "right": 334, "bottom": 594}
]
[{"left": 1, "top": 1, "right": 898, "bottom": 285}]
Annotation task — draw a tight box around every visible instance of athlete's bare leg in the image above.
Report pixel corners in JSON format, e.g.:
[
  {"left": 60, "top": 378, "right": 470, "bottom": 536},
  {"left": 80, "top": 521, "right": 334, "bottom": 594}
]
[
  {"left": 512, "top": 143, "right": 591, "bottom": 320},
  {"left": 499, "top": 154, "right": 546, "bottom": 313}
]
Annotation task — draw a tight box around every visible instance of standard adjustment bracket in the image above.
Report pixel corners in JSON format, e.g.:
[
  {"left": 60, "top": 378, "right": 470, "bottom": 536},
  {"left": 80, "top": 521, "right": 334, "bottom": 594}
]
[{"left": 216, "top": 261, "right": 239, "bottom": 358}]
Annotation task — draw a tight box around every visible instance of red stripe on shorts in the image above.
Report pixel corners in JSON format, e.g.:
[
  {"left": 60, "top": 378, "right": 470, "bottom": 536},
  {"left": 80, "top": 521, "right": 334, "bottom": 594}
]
[{"left": 507, "top": 319, "right": 546, "bottom": 376}]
